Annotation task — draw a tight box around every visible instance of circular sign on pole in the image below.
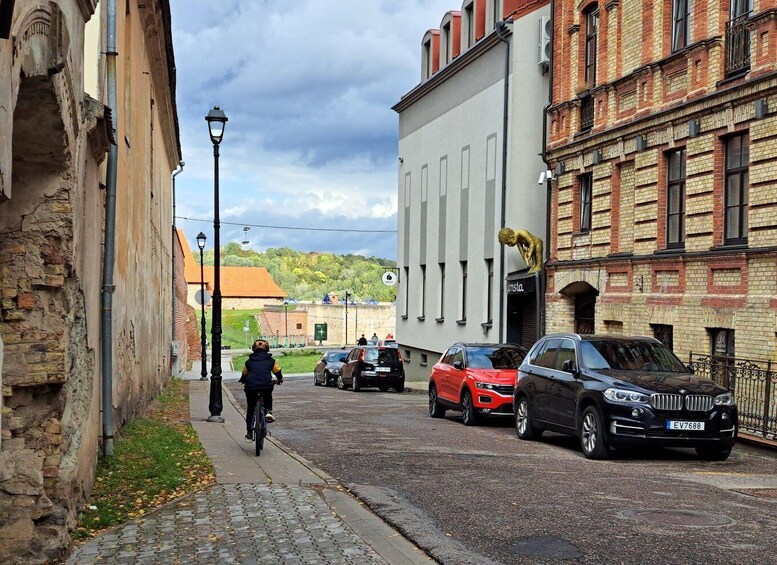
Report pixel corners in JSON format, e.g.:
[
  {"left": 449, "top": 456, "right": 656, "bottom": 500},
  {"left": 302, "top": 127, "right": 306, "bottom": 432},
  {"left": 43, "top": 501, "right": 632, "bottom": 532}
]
[
  {"left": 382, "top": 271, "right": 397, "bottom": 286},
  {"left": 195, "top": 289, "right": 212, "bottom": 305}
]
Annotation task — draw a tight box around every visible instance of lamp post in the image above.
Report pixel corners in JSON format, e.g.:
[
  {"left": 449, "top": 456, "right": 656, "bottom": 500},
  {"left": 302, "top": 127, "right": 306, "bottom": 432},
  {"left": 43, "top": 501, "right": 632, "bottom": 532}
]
[
  {"left": 283, "top": 299, "right": 289, "bottom": 347},
  {"left": 344, "top": 291, "right": 351, "bottom": 346},
  {"left": 206, "top": 106, "right": 228, "bottom": 423},
  {"left": 196, "top": 232, "right": 208, "bottom": 381}
]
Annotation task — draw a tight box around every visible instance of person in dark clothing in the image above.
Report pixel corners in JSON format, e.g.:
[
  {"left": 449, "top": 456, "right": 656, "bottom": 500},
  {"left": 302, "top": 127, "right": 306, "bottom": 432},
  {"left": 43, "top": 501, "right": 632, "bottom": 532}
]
[
  {"left": 240, "top": 339, "right": 283, "bottom": 441},
  {"left": 358, "top": 334, "right": 368, "bottom": 346}
]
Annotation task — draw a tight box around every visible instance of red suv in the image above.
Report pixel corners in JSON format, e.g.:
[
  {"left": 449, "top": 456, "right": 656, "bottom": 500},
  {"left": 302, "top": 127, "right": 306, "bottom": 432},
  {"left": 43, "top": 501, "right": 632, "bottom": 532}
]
[{"left": 428, "top": 343, "right": 528, "bottom": 425}]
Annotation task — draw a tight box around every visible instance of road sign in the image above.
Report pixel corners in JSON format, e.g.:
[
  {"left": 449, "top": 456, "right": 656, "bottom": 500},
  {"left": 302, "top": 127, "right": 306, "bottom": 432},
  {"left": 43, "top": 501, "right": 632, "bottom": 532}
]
[
  {"left": 314, "top": 323, "right": 328, "bottom": 341},
  {"left": 382, "top": 271, "right": 397, "bottom": 286},
  {"left": 195, "top": 289, "right": 212, "bottom": 305}
]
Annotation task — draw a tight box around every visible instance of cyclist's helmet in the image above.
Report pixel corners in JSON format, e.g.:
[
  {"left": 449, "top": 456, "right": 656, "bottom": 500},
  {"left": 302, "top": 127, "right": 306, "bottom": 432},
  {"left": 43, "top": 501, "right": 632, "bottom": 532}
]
[{"left": 252, "top": 339, "right": 270, "bottom": 352}]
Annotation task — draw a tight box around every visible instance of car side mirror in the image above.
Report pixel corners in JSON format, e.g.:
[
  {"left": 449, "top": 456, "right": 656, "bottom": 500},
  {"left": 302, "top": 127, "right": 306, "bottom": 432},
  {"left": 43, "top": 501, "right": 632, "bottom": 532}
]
[
  {"left": 561, "top": 359, "right": 577, "bottom": 374},
  {"left": 453, "top": 360, "right": 464, "bottom": 370}
]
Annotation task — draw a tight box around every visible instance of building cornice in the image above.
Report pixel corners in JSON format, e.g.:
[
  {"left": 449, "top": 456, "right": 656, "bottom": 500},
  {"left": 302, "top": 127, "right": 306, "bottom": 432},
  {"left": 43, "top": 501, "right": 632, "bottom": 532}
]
[{"left": 393, "top": 30, "right": 505, "bottom": 113}]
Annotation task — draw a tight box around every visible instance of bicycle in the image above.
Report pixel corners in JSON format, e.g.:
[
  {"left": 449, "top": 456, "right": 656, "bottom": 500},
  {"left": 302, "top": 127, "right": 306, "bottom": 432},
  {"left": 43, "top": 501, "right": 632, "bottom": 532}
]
[{"left": 250, "top": 395, "right": 267, "bottom": 456}]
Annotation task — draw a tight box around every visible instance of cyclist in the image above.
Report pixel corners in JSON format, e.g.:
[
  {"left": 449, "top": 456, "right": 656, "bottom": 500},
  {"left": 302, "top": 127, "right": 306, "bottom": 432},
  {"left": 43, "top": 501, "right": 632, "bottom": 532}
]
[{"left": 240, "top": 339, "right": 283, "bottom": 442}]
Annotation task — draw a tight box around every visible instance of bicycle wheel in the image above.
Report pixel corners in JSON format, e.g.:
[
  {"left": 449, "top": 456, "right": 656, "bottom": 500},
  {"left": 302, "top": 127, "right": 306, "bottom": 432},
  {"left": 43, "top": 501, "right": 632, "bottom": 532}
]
[{"left": 254, "top": 403, "right": 264, "bottom": 456}]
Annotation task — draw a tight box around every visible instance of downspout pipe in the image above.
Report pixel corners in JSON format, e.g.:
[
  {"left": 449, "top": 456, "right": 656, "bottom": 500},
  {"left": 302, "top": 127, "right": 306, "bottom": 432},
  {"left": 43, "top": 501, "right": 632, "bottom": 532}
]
[
  {"left": 101, "top": 0, "right": 118, "bottom": 457},
  {"left": 495, "top": 18, "right": 512, "bottom": 344},
  {"left": 539, "top": 1, "right": 555, "bottom": 339},
  {"left": 171, "top": 162, "right": 184, "bottom": 346}
]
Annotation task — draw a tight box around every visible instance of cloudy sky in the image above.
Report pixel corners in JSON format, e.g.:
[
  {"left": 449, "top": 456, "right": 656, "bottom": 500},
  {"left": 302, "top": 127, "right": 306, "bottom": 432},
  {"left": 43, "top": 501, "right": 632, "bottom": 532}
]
[{"left": 170, "top": 0, "right": 455, "bottom": 260}]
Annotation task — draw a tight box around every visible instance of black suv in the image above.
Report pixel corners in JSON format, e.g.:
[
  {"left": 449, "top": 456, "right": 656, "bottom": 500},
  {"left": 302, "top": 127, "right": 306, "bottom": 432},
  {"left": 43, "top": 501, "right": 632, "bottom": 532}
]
[
  {"left": 340, "top": 346, "right": 405, "bottom": 392},
  {"left": 513, "top": 334, "right": 737, "bottom": 460}
]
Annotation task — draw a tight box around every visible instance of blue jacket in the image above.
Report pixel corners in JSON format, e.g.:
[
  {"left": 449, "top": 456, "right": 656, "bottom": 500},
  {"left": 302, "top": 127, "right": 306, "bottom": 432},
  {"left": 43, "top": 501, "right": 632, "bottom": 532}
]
[{"left": 242, "top": 351, "right": 283, "bottom": 389}]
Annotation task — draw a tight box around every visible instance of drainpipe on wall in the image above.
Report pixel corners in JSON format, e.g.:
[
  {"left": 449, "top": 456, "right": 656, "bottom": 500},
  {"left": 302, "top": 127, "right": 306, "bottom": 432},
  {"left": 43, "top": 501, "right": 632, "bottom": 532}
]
[
  {"left": 171, "top": 162, "right": 184, "bottom": 347},
  {"left": 539, "top": 1, "right": 555, "bottom": 339},
  {"left": 101, "top": 0, "right": 118, "bottom": 457},
  {"left": 495, "top": 18, "right": 512, "bottom": 344}
]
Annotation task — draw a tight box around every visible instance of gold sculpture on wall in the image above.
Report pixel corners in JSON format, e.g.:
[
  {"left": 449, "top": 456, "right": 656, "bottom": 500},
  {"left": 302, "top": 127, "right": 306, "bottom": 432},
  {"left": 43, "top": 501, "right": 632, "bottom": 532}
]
[{"left": 498, "top": 228, "right": 544, "bottom": 273}]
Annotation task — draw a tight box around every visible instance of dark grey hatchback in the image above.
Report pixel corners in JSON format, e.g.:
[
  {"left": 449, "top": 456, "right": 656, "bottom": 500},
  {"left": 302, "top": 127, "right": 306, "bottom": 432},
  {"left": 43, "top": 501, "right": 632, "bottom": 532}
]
[{"left": 513, "top": 334, "right": 738, "bottom": 460}]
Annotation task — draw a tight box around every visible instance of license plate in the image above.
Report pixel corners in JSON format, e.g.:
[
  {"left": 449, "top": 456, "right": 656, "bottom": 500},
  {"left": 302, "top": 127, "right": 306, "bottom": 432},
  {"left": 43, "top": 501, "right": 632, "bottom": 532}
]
[
  {"left": 375, "top": 367, "right": 391, "bottom": 372},
  {"left": 667, "top": 421, "right": 705, "bottom": 431}
]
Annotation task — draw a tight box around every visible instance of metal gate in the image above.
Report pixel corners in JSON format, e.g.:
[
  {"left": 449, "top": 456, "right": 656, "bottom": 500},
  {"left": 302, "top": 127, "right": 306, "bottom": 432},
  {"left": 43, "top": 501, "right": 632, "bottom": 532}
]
[{"left": 689, "top": 353, "right": 776, "bottom": 440}]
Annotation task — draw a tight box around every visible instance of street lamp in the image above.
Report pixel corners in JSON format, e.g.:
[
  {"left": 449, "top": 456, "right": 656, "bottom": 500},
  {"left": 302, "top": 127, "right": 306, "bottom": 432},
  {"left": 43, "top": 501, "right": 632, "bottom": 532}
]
[
  {"left": 206, "top": 106, "right": 228, "bottom": 423},
  {"left": 283, "top": 299, "right": 289, "bottom": 347},
  {"left": 196, "top": 232, "right": 208, "bottom": 381},
  {"left": 344, "top": 291, "right": 351, "bottom": 346}
]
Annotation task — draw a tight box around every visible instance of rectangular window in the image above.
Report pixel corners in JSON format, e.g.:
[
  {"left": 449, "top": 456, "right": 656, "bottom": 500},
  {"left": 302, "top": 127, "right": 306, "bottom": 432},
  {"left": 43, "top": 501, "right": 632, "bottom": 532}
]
[
  {"left": 709, "top": 328, "right": 735, "bottom": 357},
  {"left": 671, "top": 0, "right": 690, "bottom": 52},
  {"left": 419, "top": 265, "right": 426, "bottom": 320},
  {"left": 443, "top": 22, "right": 451, "bottom": 64},
  {"left": 666, "top": 148, "right": 686, "bottom": 248},
  {"left": 492, "top": 0, "right": 502, "bottom": 23},
  {"left": 465, "top": 2, "right": 475, "bottom": 47},
  {"left": 579, "top": 173, "right": 593, "bottom": 233},
  {"left": 438, "top": 263, "right": 445, "bottom": 320},
  {"left": 652, "top": 324, "right": 674, "bottom": 349},
  {"left": 423, "top": 39, "right": 432, "bottom": 79},
  {"left": 459, "top": 261, "right": 468, "bottom": 322},
  {"left": 421, "top": 353, "right": 428, "bottom": 367},
  {"left": 724, "top": 134, "right": 749, "bottom": 244},
  {"left": 485, "top": 259, "right": 494, "bottom": 324},
  {"left": 403, "top": 267, "right": 410, "bottom": 317},
  {"left": 585, "top": 9, "right": 599, "bottom": 86}
]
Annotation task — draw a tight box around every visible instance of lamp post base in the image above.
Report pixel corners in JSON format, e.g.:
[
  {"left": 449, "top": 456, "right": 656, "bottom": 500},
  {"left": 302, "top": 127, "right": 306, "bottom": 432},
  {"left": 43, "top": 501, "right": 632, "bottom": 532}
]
[
  {"left": 199, "top": 376, "right": 209, "bottom": 381},
  {"left": 206, "top": 415, "right": 225, "bottom": 423}
]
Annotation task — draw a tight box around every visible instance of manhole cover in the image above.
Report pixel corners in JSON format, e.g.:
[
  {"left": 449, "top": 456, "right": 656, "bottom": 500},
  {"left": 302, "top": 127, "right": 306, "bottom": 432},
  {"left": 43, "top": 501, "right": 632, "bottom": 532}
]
[
  {"left": 621, "top": 509, "right": 731, "bottom": 527},
  {"left": 508, "top": 536, "right": 581, "bottom": 559},
  {"left": 734, "top": 488, "right": 777, "bottom": 499}
]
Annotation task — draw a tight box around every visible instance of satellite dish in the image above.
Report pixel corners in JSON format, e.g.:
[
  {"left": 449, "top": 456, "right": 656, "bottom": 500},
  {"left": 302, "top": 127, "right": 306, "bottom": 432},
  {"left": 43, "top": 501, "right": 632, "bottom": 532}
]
[
  {"left": 195, "top": 289, "right": 212, "bottom": 305},
  {"left": 382, "top": 272, "right": 397, "bottom": 286}
]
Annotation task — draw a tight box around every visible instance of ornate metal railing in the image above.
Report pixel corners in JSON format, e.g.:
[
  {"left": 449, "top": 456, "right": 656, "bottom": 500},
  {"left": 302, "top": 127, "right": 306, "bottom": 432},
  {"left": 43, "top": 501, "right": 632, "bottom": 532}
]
[
  {"left": 725, "top": 13, "right": 751, "bottom": 76},
  {"left": 579, "top": 94, "right": 594, "bottom": 132},
  {"left": 689, "top": 353, "right": 776, "bottom": 440}
]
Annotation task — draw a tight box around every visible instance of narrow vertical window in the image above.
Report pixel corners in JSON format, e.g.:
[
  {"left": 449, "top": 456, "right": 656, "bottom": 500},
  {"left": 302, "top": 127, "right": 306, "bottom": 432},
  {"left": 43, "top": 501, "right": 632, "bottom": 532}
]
[
  {"left": 671, "top": 0, "right": 691, "bottom": 52},
  {"left": 493, "top": 0, "right": 502, "bottom": 24},
  {"left": 423, "top": 39, "right": 432, "bottom": 79},
  {"left": 724, "top": 134, "right": 749, "bottom": 244},
  {"left": 403, "top": 267, "right": 410, "bottom": 317},
  {"left": 460, "top": 261, "right": 468, "bottom": 322},
  {"left": 438, "top": 263, "right": 445, "bottom": 320},
  {"left": 579, "top": 173, "right": 593, "bottom": 233},
  {"left": 443, "top": 22, "right": 451, "bottom": 64},
  {"left": 485, "top": 259, "right": 494, "bottom": 324},
  {"left": 584, "top": 8, "right": 599, "bottom": 86},
  {"left": 465, "top": 2, "right": 474, "bottom": 47},
  {"left": 666, "top": 148, "right": 686, "bottom": 248},
  {"left": 419, "top": 265, "right": 426, "bottom": 320}
]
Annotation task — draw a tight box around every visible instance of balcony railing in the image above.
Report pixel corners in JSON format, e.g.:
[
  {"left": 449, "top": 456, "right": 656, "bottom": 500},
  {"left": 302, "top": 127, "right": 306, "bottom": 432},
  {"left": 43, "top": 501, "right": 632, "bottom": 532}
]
[
  {"left": 725, "top": 13, "right": 751, "bottom": 77},
  {"left": 579, "top": 95, "right": 594, "bottom": 132}
]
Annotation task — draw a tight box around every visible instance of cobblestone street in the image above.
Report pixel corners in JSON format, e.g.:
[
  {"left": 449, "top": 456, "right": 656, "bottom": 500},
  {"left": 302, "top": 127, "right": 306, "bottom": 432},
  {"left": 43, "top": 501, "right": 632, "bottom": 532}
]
[{"left": 68, "top": 484, "right": 387, "bottom": 564}]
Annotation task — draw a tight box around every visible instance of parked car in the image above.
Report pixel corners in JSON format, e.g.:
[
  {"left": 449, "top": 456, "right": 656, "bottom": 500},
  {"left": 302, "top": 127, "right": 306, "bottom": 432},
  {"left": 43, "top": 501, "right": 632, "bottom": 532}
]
[
  {"left": 339, "top": 346, "right": 405, "bottom": 392},
  {"left": 513, "top": 334, "right": 738, "bottom": 460},
  {"left": 313, "top": 349, "right": 350, "bottom": 387},
  {"left": 428, "top": 343, "right": 528, "bottom": 425}
]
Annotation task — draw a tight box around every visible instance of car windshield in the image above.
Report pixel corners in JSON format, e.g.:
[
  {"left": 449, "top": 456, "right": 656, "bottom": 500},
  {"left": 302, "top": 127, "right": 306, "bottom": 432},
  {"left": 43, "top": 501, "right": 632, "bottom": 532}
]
[
  {"left": 467, "top": 346, "right": 526, "bottom": 369},
  {"left": 326, "top": 352, "right": 342, "bottom": 361},
  {"left": 580, "top": 340, "right": 687, "bottom": 372},
  {"left": 364, "top": 348, "right": 400, "bottom": 363}
]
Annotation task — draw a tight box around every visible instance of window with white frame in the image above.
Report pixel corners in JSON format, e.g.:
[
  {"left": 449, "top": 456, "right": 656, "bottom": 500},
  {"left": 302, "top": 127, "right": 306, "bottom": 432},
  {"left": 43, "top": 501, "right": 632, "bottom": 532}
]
[
  {"left": 438, "top": 263, "right": 445, "bottom": 320},
  {"left": 442, "top": 20, "right": 451, "bottom": 65},
  {"left": 462, "top": 1, "right": 475, "bottom": 49},
  {"left": 419, "top": 265, "right": 426, "bottom": 320},
  {"left": 671, "top": 0, "right": 691, "bottom": 52}
]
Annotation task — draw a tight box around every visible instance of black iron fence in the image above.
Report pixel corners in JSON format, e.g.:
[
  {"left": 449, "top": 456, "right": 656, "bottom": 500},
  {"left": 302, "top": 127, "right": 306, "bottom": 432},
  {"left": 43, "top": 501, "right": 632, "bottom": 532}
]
[
  {"left": 689, "top": 353, "right": 776, "bottom": 440},
  {"left": 725, "top": 13, "right": 751, "bottom": 76}
]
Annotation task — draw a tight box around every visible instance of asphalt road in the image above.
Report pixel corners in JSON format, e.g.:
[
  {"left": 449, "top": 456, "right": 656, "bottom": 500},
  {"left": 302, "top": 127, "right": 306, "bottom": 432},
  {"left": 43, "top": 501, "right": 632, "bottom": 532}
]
[{"left": 226, "top": 377, "right": 777, "bottom": 565}]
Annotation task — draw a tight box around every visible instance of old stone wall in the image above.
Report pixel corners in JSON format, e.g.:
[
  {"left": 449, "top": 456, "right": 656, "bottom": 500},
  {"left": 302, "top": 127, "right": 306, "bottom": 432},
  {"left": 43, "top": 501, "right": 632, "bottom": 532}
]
[
  {"left": 173, "top": 230, "right": 189, "bottom": 373},
  {"left": 298, "top": 303, "right": 396, "bottom": 346}
]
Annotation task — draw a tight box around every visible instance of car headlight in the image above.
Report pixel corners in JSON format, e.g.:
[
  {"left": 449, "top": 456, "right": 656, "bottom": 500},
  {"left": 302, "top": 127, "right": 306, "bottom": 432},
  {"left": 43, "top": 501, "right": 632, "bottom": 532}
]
[
  {"left": 603, "top": 388, "right": 650, "bottom": 404},
  {"left": 475, "top": 382, "right": 497, "bottom": 390},
  {"left": 714, "top": 392, "right": 735, "bottom": 406}
]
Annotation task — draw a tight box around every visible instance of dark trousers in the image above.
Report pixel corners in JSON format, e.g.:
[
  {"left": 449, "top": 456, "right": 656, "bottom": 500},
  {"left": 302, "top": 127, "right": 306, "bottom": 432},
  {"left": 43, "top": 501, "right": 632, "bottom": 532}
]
[{"left": 245, "top": 387, "right": 273, "bottom": 433}]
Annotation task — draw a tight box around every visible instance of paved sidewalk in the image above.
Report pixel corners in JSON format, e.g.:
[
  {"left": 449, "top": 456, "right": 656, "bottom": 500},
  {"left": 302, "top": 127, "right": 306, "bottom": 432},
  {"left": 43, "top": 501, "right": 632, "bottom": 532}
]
[{"left": 67, "top": 375, "right": 435, "bottom": 564}]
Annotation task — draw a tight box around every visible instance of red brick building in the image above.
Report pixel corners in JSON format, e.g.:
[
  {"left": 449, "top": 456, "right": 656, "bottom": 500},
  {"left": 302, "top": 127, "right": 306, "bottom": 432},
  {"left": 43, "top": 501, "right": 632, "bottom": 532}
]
[{"left": 544, "top": 0, "right": 777, "bottom": 362}]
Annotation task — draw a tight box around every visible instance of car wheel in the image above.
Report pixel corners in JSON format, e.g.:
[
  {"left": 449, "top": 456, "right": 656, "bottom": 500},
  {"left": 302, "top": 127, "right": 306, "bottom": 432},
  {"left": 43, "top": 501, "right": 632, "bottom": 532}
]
[
  {"left": 461, "top": 390, "right": 480, "bottom": 426},
  {"left": 428, "top": 385, "right": 446, "bottom": 418},
  {"left": 695, "top": 446, "right": 732, "bottom": 461},
  {"left": 514, "top": 397, "right": 539, "bottom": 440},
  {"left": 323, "top": 371, "right": 332, "bottom": 387},
  {"left": 314, "top": 373, "right": 322, "bottom": 386},
  {"left": 378, "top": 385, "right": 389, "bottom": 392},
  {"left": 336, "top": 375, "right": 345, "bottom": 390},
  {"left": 580, "top": 405, "right": 611, "bottom": 459},
  {"left": 352, "top": 375, "right": 361, "bottom": 392}
]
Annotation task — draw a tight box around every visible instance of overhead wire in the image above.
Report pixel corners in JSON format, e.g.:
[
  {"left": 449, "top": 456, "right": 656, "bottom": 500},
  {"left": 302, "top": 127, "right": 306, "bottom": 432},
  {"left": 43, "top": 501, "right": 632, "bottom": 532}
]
[{"left": 175, "top": 216, "right": 397, "bottom": 234}]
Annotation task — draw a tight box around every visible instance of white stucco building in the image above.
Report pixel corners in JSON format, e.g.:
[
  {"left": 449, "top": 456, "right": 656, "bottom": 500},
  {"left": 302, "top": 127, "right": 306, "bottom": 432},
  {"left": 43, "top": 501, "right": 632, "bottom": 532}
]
[{"left": 393, "top": 0, "right": 551, "bottom": 381}]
